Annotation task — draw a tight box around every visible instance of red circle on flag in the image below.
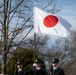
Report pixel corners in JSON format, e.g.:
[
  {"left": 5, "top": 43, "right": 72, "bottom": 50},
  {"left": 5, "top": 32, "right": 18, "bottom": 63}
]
[{"left": 43, "top": 15, "right": 58, "bottom": 27}]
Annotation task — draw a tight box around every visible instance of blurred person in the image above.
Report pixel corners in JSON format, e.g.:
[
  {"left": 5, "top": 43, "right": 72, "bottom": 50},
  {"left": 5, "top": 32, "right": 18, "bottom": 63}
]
[
  {"left": 14, "top": 61, "right": 26, "bottom": 75},
  {"left": 27, "top": 59, "right": 47, "bottom": 75},
  {"left": 49, "top": 58, "right": 65, "bottom": 75}
]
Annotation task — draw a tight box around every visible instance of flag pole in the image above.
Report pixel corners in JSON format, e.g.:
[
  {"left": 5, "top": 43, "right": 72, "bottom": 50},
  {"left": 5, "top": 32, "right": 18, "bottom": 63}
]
[{"left": 34, "top": 32, "right": 36, "bottom": 61}]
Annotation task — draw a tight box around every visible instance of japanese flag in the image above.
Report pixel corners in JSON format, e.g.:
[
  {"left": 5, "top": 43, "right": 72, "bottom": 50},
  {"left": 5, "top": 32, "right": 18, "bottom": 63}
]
[{"left": 33, "top": 7, "right": 71, "bottom": 37}]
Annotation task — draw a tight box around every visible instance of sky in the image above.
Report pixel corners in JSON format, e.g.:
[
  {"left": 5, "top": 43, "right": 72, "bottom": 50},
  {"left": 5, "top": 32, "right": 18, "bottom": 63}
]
[{"left": 56, "top": 0, "right": 76, "bottom": 30}]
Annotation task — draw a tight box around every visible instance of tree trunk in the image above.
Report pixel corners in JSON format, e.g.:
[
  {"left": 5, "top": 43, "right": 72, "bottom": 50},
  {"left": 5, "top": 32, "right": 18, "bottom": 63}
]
[
  {"left": 1, "top": 0, "right": 8, "bottom": 74},
  {"left": 2, "top": 47, "right": 7, "bottom": 75}
]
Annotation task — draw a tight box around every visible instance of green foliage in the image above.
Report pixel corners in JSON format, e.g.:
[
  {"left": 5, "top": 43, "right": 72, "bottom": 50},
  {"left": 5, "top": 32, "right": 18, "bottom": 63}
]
[{"left": 6, "top": 48, "right": 35, "bottom": 74}]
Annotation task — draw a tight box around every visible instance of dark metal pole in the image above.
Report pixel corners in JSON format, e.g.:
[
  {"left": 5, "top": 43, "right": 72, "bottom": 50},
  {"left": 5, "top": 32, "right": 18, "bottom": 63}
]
[{"left": 34, "top": 33, "right": 36, "bottom": 61}]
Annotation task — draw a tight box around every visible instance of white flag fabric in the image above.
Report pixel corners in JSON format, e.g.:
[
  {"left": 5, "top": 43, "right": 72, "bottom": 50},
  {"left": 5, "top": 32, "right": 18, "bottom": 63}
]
[{"left": 33, "top": 7, "right": 71, "bottom": 37}]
